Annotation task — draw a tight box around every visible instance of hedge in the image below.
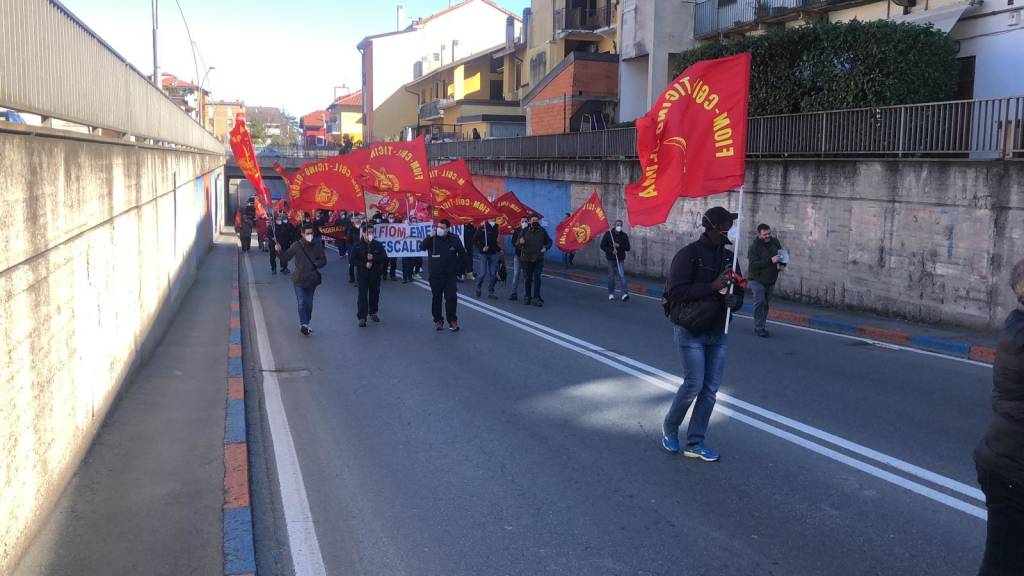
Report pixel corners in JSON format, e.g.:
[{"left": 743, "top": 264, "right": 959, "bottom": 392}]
[{"left": 670, "top": 20, "right": 960, "bottom": 116}]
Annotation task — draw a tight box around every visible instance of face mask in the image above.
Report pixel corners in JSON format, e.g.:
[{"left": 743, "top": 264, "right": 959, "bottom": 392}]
[
  {"left": 437, "top": 227, "right": 448, "bottom": 237},
  {"left": 615, "top": 226, "right": 622, "bottom": 232},
  {"left": 365, "top": 235, "right": 374, "bottom": 243},
  {"left": 520, "top": 222, "right": 528, "bottom": 229},
  {"left": 303, "top": 234, "right": 314, "bottom": 242},
  {"left": 531, "top": 221, "right": 539, "bottom": 227},
  {"left": 488, "top": 220, "right": 496, "bottom": 226}
]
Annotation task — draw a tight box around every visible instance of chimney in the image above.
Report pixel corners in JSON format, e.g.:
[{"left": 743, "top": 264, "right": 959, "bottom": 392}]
[
  {"left": 505, "top": 15, "right": 515, "bottom": 50},
  {"left": 396, "top": 5, "right": 406, "bottom": 31},
  {"left": 522, "top": 8, "right": 531, "bottom": 47}
]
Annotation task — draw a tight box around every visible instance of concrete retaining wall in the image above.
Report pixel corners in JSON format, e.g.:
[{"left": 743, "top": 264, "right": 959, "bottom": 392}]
[
  {"left": 467, "top": 158, "right": 1024, "bottom": 329},
  {"left": 0, "top": 132, "right": 225, "bottom": 573}
]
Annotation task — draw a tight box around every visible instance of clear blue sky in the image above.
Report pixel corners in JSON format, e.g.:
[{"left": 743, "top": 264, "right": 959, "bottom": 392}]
[{"left": 62, "top": 0, "right": 530, "bottom": 118}]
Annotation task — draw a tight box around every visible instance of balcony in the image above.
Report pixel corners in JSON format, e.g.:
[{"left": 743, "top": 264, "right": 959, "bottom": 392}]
[
  {"left": 694, "top": 0, "right": 839, "bottom": 38},
  {"left": 417, "top": 99, "right": 454, "bottom": 120},
  {"left": 555, "top": 3, "right": 614, "bottom": 34}
]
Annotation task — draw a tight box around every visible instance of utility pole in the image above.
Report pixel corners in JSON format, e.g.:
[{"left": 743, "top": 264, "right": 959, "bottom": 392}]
[{"left": 152, "top": 0, "right": 161, "bottom": 91}]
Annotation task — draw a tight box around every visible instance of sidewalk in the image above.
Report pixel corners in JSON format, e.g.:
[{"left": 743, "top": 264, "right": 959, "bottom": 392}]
[
  {"left": 544, "top": 265, "right": 999, "bottom": 364},
  {"left": 14, "top": 238, "right": 247, "bottom": 575}
]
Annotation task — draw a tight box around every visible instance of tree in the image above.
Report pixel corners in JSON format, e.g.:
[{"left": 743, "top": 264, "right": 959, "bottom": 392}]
[
  {"left": 249, "top": 119, "right": 267, "bottom": 143},
  {"left": 670, "top": 20, "right": 959, "bottom": 116}
]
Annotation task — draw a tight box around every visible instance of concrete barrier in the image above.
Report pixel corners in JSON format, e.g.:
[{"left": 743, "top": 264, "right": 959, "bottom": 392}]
[
  {"left": 0, "top": 132, "right": 225, "bottom": 573},
  {"left": 467, "top": 158, "right": 1024, "bottom": 330}
]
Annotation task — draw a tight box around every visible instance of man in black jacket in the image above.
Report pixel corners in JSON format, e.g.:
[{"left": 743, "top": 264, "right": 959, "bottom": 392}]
[
  {"left": 508, "top": 217, "right": 528, "bottom": 301},
  {"left": 345, "top": 214, "right": 363, "bottom": 285},
  {"left": 239, "top": 197, "right": 256, "bottom": 252},
  {"left": 518, "top": 215, "right": 552, "bottom": 307},
  {"left": 974, "top": 257, "right": 1024, "bottom": 576},
  {"left": 277, "top": 224, "right": 327, "bottom": 336},
  {"left": 599, "top": 219, "right": 631, "bottom": 302},
  {"left": 474, "top": 218, "right": 502, "bottom": 299},
  {"left": 747, "top": 223, "right": 784, "bottom": 337},
  {"left": 661, "top": 206, "right": 745, "bottom": 462},
  {"left": 420, "top": 219, "right": 467, "bottom": 331},
  {"left": 271, "top": 212, "right": 296, "bottom": 275},
  {"left": 352, "top": 223, "right": 387, "bottom": 327}
]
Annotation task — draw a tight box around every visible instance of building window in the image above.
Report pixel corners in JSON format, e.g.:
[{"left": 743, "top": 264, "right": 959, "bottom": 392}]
[
  {"left": 227, "top": 118, "right": 234, "bottom": 129},
  {"left": 433, "top": 53, "right": 440, "bottom": 62},
  {"left": 490, "top": 80, "right": 503, "bottom": 101}
]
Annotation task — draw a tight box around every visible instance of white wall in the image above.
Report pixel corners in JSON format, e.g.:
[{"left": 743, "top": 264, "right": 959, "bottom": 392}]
[
  {"left": 952, "top": 8, "right": 1024, "bottom": 99},
  {"left": 618, "top": 0, "right": 695, "bottom": 121},
  {"left": 619, "top": 56, "right": 649, "bottom": 121}
]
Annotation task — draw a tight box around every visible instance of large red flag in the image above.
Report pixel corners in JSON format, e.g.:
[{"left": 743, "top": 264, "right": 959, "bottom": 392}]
[
  {"left": 625, "top": 53, "right": 750, "bottom": 227},
  {"left": 357, "top": 136, "right": 431, "bottom": 200},
  {"left": 429, "top": 159, "right": 499, "bottom": 224},
  {"left": 556, "top": 191, "right": 610, "bottom": 252},
  {"left": 272, "top": 162, "right": 298, "bottom": 185},
  {"left": 229, "top": 115, "right": 272, "bottom": 207},
  {"left": 288, "top": 156, "right": 366, "bottom": 212},
  {"left": 493, "top": 191, "right": 542, "bottom": 234}
]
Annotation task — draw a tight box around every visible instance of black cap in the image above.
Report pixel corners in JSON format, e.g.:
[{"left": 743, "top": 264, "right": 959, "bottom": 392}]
[
  {"left": 703, "top": 206, "right": 739, "bottom": 228},
  {"left": 360, "top": 222, "right": 374, "bottom": 232}
]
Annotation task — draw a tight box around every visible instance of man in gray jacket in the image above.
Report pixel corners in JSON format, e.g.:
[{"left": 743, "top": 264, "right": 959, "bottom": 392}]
[{"left": 277, "top": 223, "right": 327, "bottom": 336}]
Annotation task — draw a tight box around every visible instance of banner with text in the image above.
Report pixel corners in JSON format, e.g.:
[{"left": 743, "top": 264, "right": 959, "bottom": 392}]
[{"left": 372, "top": 222, "right": 464, "bottom": 257}]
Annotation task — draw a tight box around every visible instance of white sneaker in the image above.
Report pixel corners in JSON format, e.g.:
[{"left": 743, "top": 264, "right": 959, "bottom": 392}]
[
  {"left": 622, "top": 294, "right": 630, "bottom": 302},
  {"left": 608, "top": 294, "right": 616, "bottom": 300}
]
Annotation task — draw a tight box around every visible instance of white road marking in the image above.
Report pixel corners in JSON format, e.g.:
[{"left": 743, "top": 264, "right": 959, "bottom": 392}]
[
  {"left": 416, "top": 280, "right": 987, "bottom": 519},
  {"left": 243, "top": 255, "right": 328, "bottom": 576},
  {"left": 543, "top": 273, "right": 993, "bottom": 368}
]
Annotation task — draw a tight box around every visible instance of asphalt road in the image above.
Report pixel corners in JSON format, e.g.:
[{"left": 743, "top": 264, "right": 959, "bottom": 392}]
[{"left": 242, "top": 252, "right": 992, "bottom": 576}]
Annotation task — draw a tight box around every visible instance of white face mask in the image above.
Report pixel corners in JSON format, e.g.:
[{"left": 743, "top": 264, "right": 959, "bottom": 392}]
[
  {"left": 615, "top": 225, "right": 622, "bottom": 232},
  {"left": 437, "top": 227, "right": 448, "bottom": 237},
  {"left": 365, "top": 235, "right": 374, "bottom": 243},
  {"left": 303, "top": 234, "right": 314, "bottom": 243},
  {"left": 520, "top": 222, "right": 528, "bottom": 229},
  {"left": 488, "top": 220, "right": 496, "bottom": 226}
]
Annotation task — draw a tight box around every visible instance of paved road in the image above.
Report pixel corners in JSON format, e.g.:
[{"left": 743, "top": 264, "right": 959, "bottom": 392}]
[{"left": 242, "top": 253, "right": 991, "bottom": 576}]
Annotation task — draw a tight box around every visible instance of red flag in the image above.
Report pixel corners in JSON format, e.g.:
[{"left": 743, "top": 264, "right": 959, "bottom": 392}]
[
  {"left": 288, "top": 156, "right": 366, "bottom": 212},
  {"left": 429, "top": 159, "right": 499, "bottom": 224},
  {"left": 375, "top": 194, "right": 403, "bottom": 215},
  {"left": 625, "top": 53, "right": 750, "bottom": 227},
  {"left": 357, "top": 136, "right": 431, "bottom": 200},
  {"left": 493, "top": 191, "right": 542, "bottom": 234},
  {"left": 556, "top": 191, "right": 610, "bottom": 252},
  {"left": 229, "top": 115, "right": 271, "bottom": 207}
]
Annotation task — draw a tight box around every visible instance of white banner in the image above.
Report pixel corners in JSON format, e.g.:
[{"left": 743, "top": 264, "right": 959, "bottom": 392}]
[{"left": 373, "top": 223, "right": 464, "bottom": 257}]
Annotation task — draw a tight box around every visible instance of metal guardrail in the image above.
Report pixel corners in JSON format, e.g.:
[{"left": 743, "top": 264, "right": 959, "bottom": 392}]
[
  {"left": 428, "top": 97, "right": 1024, "bottom": 160},
  {"left": 0, "top": 0, "right": 223, "bottom": 153},
  {"left": 695, "top": 0, "right": 836, "bottom": 38},
  {"left": 253, "top": 144, "right": 343, "bottom": 159}
]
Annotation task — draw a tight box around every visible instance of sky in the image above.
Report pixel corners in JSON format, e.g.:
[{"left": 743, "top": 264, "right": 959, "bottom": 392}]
[{"left": 62, "top": 0, "right": 530, "bottom": 119}]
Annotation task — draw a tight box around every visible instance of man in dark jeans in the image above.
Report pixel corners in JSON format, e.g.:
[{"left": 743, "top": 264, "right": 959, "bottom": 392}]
[
  {"left": 599, "top": 219, "right": 631, "bottom": 302},
  {"left": 661, "top": 207, "right": 744, "bottom": 462},
  {"left": 277, "top": 223, "right": 327, "bottom": 336},
  {"left": 420, "top": 219, "right": 467, "bottom": 331},
  {"left": 351, "top": 223, "right": 387, "bottom": 327},
  {"left": 518, "top": 214, "right": 552, "bottom": 307},
  {"left": 747, "top": 223, "right": 784, "bottom": 337},
  {"left": 974, "top": 257, "right": 1024, "bottom": 576},
  {"left": 345, "top": 213, "right": 363, "bottom": 285},
  {"left": 270, "top": 212, "right": 296, "bottom": 275}
]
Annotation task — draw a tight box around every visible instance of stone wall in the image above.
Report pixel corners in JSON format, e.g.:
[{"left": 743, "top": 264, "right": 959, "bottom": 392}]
[
  {"left": 0, "top": 132, "right": 225, "bottom": 573},
  {"left": 467, "top": 158, "right": 1024, "bottom": 329}
]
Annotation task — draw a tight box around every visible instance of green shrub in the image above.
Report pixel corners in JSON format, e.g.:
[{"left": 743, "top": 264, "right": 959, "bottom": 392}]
[{"left": 670, "top": 20, "right": 959, "bottom": 116}]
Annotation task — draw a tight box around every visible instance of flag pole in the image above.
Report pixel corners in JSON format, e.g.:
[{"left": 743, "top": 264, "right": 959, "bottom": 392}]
[{"left": 724, "top": 185, "right": 744, "bottom": 335}]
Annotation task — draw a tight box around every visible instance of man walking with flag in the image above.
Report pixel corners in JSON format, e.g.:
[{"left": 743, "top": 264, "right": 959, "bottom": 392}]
[
  {"left": 508, "top": 217, "right": 528, "bottom": 301},
  {"left": 600, "top": 219, "right": 631, "bottom": 301},
  {"left": 474, "top": 217, "right": 502, "bottom": 299},
  {"left": 420, "top": 219, "right": 468, "bottom": 331},
  {"left": 661, "top": 207, "right": 745, "bottom": 461}
]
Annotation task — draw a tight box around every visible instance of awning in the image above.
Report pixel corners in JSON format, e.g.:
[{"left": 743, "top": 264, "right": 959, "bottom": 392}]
[{"left": 891, "top": 2, "right": 971, "bottom": 33}]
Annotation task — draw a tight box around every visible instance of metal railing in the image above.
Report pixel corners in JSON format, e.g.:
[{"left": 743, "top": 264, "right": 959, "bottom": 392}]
[
  {"left": 0, "top": 0, "right": 223, "bottom": 153},
  {"left": 555, "top": 2, "right": 614, "bottom": 33},
  {"left": 427, "top": 96, "right": 1024, "bottom": 160},
  {"left": 695, "top": 0, "right": 835, "bottom": 38},
  {"left": 253, "top": 144, "right": 343, "bottom": 159}
]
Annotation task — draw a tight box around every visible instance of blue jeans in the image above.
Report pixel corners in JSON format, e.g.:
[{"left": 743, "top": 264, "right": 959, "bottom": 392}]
[
  {"left": 510, "top": 256, "right": 522, "bottom": 294},
  {"left": 663, "top": 326, "right": 729, "bottom": 446},
  {"left": 293, "top": 285, "right": 316, "bottom": 326},
  {"left": 476, "top": 252, "right": 500, "bottom": 293},
  {"left": 606, "top": 259, "right": 628, "bottom": 296}
]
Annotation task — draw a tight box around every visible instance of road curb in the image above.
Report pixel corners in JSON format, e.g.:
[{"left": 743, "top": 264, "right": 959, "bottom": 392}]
[
  {"left": 544, "top": 268, "right": 996, "bottom": 364},
  {"left": 223, "top": 265, "right": 256, "bottom": 576}
]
